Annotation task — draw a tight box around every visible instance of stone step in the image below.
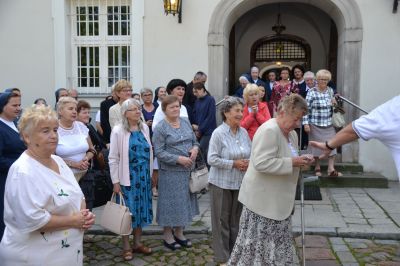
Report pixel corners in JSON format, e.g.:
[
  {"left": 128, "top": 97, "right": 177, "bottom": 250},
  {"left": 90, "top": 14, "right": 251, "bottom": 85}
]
[
  {"left": 310, "top": 162, "right": 364, "bottom": 173},
  {"left": 302, "top": 172, "right": 388, "bottom": 188}
]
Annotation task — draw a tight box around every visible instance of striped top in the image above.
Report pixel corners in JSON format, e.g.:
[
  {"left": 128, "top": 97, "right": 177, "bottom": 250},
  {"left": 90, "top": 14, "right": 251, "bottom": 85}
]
[{"left": 207, "top": 122, "right": 252, "bottom": 190}]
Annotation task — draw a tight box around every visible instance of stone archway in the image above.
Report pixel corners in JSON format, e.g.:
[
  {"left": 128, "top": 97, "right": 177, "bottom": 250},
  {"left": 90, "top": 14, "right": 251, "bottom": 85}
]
[{"left": 208, "top": 0, "right": 363, "bottom": 162}]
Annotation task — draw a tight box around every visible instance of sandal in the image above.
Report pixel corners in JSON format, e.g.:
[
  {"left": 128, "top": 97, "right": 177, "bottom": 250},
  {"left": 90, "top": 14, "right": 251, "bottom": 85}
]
[
  {"left": 163, "top": 240, "right": 181, "bottom": 251},
  {"left": 122, "top": 250, "right": 133, "bottom": 261},
  {"left": 328, "top": 170, "right": 343, "bottom": 177},
  {"left": 132, "top": 245, "right": 152, "bottom": 255},
  {"left": 174, "top": 236, "right": 192, "bottom": 248},
  {"left": 315, "top": 168, "right": 322, "bottom": 177}
]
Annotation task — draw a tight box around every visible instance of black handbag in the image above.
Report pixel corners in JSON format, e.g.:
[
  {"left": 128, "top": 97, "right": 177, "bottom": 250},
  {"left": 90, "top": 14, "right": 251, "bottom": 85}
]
[{"left": 93, "top": 169, "right": 113, "bottom": 208}]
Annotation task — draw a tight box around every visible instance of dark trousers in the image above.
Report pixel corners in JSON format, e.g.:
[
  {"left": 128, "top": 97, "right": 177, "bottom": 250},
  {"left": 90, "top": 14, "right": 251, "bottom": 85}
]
[{"left": 209, "top": 184, "right": 242, "bottom": 263}]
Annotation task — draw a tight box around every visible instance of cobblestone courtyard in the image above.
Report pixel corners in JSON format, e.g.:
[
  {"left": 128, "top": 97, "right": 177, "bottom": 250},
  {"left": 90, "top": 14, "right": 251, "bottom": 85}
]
[{"left": 83, "top": 234, "right": 400, "bottom": 266}]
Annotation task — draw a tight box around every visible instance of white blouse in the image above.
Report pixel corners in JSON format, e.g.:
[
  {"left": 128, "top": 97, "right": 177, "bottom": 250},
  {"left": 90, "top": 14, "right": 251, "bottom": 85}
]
[
  {"left": 0, "top": 152, "right": 84, "bottom": 265},
  {"left": 56, "top": 121, "right": 89, "bottom": 173}
]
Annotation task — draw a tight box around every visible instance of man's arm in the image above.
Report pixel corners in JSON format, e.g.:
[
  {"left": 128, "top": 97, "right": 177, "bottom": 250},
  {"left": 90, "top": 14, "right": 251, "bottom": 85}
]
[{"left": 309, "top": 123, "right": 359, "bottom": 158}]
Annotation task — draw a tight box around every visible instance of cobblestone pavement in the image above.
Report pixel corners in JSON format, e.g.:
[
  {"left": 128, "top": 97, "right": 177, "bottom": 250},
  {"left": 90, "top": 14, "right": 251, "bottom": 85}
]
[
  {"left": 83, "top": 234, "right": 400, "bottom": 265},
  {"left": 83, "top": 234, "right": 215, "bottom": 266}
]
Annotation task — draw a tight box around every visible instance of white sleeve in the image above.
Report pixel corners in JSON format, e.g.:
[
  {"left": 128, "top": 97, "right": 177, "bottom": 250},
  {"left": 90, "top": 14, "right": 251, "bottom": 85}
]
[
  {"left": 180, "top": 105, "right": 189, "bottom": 118},
  {"left": 5, "top": 168, "right": 51, "bottom": 234},
  {"left": 352, "top": 96, "right": 399, "bottom": 141},
  {"left": 95, "top": 110, "right": 101, "bottom": 122},
  {"left": 152, "top": 107, "right": 164, "bottom": 130},
  {"left": 76, "top": 121, "right": 89, "bottom": 137}
]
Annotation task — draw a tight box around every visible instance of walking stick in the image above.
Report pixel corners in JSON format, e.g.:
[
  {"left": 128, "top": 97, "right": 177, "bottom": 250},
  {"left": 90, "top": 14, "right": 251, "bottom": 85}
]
[
  {"left": 299, "top": 126, "right": 318, "bottom": 266},
  {"left": 299, "top": 126, "right": 306, "bottom": 266}
]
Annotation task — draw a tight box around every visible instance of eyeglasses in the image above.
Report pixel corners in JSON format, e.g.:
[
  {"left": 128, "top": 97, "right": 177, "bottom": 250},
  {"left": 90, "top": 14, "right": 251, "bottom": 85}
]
[
  {"left": 142, "top": 94, "right": 152, "bottom": 97},
  {"left": 317, "top": 79, "right": 329, "bottom": 82},
  {"left": 122, "top": 89, "right": 133, "bottom": 93}
]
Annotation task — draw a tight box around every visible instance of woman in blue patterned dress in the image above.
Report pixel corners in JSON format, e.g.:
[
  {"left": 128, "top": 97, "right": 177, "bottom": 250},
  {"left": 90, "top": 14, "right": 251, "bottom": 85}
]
[
  {"left": 152, "top": 95, "right": 200, "bottom": 251},
  {"left": 109, "top": 98, "right": 153, "bottom": 261}
]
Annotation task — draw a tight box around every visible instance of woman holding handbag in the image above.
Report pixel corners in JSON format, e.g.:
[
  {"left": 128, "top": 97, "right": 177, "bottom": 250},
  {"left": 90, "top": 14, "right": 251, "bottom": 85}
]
[
  {"left": 109, "top": 98, "right": 153, "bottom": 261},
  {"left": 207, "top": 96, "right": 252, "bottom": 265},
  {"left": 303, "top": 69, "right": 342, "bottom": 177}
]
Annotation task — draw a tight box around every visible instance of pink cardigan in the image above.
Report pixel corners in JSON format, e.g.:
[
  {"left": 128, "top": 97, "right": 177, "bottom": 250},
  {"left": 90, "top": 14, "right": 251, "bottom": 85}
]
[{"left": 108, "top": 123, "right": 153, "bottom": 186}]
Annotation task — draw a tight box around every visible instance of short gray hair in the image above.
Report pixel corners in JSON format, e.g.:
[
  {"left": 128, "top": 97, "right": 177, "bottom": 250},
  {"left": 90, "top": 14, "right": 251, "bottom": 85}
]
[
  {"left": 238, "top": 76, "right": 249, "bottom": 83},
  {"left": 304, "top": 71, "right": 315, "bottom": 80},
  {"left": 140, "top": 88, "right": 153, "bottom": 96},
  {"left": 277, "top": 94, "right": 307, "bottom": 116},
  {"left": 120, "top": 98, "right": 144, "bottom": 132},
  {"left": 219, "top": 96, "right": 244, "bottom": 121}
]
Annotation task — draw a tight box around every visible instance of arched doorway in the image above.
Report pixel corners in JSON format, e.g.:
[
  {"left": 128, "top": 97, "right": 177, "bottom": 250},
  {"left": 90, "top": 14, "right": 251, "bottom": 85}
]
[
  {"left": 208, "top": 0, "right": 363, "bottom": 163},
  {"left": 250, "top": 34, "right": 311, "bottom": 80}
]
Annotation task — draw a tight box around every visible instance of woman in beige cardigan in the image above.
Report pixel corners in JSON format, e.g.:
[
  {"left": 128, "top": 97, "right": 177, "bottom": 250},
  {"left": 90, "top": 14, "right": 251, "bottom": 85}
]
[
  {"left": 228, "top": 94, "right": 314, "bottom": 265},
  {"left": 109, "top": 98, "right": 153, "bottom": 261}
]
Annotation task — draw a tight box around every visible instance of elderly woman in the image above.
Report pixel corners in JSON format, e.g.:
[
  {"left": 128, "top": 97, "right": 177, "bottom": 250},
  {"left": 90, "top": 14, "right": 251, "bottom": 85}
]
[
  {"left": 56, "top": 97, "right": 95, "bottom": 181},
  {"left": 304, "top": 71, "right": 316, "bottom": 94},
  {"left": 303, "top": 69, "right": 342, "bottom": 177},
  {"left": 208, "top": 96, "right": 252, "bottom": 265},
  {"left": 0, "top": 92, "right": 26, "bottom": 239},
  {"left": 141, "top": 88, "right": 157, "bottom": 137},
  {"left": 152, "top": 79, "right": 188, "bottom": 129},
  {"left": 109, "top": 79, "right": 133, "bottom": 128},
  {"left": 240, "top": 84, "right": 271, "bottom": 140},
  {"left": 234, "top": 76, "right": 249, "bottom": 98},
  {"left": 152, "top": 95, "right": 199, "bottom": 251},
  {"left": 270, "top": 67, "right": 299, "bottom": 117},
  {"left": 0, "top": 105, "right": 95, "bottom": 265},
  {"left": 109, "top": 98, "right": 153, "bottom": 260},
  {"left": 228, "top": 94, "right": 314, "bottom": 265}
]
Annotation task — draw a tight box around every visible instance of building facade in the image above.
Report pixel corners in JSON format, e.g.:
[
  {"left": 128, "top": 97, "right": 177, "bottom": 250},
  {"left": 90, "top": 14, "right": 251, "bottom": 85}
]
[{"left": 1, "top": 0, "right": 399, "bottom": 179}]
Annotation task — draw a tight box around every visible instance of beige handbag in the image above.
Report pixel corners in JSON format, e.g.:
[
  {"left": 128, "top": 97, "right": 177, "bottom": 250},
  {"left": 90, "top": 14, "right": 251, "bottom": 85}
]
[
  {"left": 189, "top": 151, "right": 209, "bottom": 193},
  {"left": 100, "top": 192, "right": 132, "bottom": 235},
  {"left": 190, "top": 167, "right": 209, "bottom": 193}
]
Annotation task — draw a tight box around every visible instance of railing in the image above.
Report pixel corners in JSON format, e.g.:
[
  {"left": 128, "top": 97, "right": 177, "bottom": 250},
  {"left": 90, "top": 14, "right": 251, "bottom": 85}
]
[{"left": 337, "top": 95, "right": 369, "bottom": 114}]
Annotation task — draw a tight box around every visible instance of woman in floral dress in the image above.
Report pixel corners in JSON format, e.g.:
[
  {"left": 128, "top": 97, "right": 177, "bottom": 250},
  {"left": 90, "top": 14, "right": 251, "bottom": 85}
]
[
  {"left": 270, "top": 67, "right": 299, "bottom": 117},
  {"left": 109, "top": 98, "right": 153, "bottom": 261}
]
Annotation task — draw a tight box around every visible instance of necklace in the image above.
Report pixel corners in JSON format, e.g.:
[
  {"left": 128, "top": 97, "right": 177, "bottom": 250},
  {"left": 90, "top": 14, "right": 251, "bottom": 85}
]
[
  {"left": 59, "top": 120, "right": 73, "bottom": 130},
  {"left": 165, "top": 118, "right": 180, "bottom": 128}
]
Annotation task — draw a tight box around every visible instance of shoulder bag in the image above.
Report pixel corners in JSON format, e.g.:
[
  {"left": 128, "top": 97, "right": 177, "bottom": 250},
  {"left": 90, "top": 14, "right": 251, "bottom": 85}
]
[
  {"left": 329, "top": 88, "right": 346, "bottom": 128},
  {"left": 100, "top": 192, "right": 132, "bottom": 235},
  {"left": 189, "top": 151, "right": 209, "bottom": 194}
]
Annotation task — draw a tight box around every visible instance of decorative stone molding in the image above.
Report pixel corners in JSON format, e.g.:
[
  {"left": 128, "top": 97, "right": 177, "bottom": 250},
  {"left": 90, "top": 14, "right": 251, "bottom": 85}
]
[{"left": 208, "top": 0, "right": 363, "bottom": 162}]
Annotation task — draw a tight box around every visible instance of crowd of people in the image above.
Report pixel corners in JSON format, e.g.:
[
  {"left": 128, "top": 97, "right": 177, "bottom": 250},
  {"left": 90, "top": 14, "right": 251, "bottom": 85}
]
[{"left": 1, "top": 65, "right": 398, "bottom": 265}]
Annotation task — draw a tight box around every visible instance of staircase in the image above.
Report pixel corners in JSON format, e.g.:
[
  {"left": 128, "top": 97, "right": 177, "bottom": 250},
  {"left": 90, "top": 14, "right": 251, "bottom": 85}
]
[{"left": 303, "top": 163, "right": 389, "bottom": 188}]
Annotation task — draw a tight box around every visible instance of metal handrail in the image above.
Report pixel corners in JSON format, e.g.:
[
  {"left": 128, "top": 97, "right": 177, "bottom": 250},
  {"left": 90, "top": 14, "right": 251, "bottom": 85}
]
[
  {"left": 215, "top": 98, "right": 226, "bottom": 107},
  {"left": 337, "top": 95, "right": 369, "bottom": 114}
]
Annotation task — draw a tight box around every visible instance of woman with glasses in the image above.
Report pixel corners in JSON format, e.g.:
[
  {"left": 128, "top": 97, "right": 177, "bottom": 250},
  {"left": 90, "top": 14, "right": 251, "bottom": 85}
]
[
  {"left": 303, "top": 69, "right": 342, "bottom": 177},
  {"left": 109, "top": 98, "right": 154, "bottom": 260},
  {"left": 109, "top": 80, "right": 133, "bottom": 129}
]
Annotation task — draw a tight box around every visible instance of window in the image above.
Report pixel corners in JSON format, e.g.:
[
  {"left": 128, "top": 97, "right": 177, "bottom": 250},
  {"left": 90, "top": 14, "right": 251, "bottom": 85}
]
[{"left": 70, "top": 0, "right": 132, "bottom": 95}]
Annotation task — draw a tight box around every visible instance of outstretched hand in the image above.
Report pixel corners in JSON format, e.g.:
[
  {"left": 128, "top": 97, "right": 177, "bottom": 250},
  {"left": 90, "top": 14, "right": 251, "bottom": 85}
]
[{"left": 309, "top": 141, "right": 331, "bottom": 159}]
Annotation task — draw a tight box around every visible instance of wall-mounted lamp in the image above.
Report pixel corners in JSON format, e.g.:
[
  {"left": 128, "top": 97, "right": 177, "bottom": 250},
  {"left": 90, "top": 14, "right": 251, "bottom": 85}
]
[{"left": 163, "top": 0, "right": 182, "bottom": 23}]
